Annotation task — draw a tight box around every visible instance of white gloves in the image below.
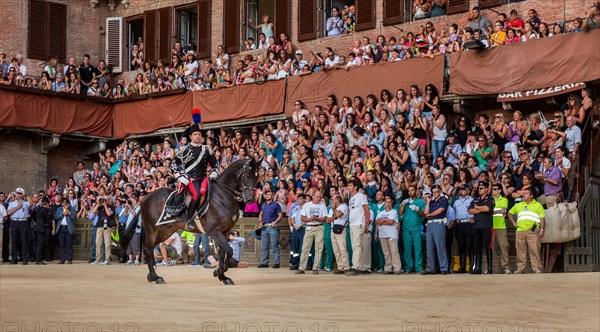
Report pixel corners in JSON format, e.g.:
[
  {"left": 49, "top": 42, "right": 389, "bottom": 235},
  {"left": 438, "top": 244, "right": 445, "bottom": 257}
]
[
  {"left": 175, "top": 172, "right": 190, "bottom": 186},
  {"left": 209, "top": 170, "right": 219, "bottom": 180}
]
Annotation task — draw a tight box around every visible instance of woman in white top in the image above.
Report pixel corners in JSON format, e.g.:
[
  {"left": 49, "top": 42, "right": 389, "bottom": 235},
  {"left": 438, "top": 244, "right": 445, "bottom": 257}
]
[
  {"left": 276, "top": 50, "right": 292, "bottom": 79},
  {"left": 214, "top": 45, "right": 229, "bottom": 71},
  {"left": 339, "top": 96, "right": 354, "bottom": 125},
  {"left": 264, "top": 51, "right": 279, "bottom": 80},
  {"left": 291, "top": 100, "right": 310, "bottom": 127}
]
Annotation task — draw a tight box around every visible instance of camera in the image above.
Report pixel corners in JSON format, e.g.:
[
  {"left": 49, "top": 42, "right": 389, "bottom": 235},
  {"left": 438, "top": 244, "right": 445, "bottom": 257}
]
[
  {"left": 103, "top": 219, "right": 108, "bottom": 230},
  {"left": 127, "top": 199, "right": 133, "bottom": 206},
  {"left": 99, "top": 197, "right": 105, "bottom": 204}
]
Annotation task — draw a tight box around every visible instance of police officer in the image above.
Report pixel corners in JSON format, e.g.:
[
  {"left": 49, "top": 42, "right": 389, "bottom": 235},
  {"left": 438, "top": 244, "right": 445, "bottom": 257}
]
[
  {"left": 400, "top": 185, "right": 426, "bottom": 274},
  {"left": 287, "top": 193, "right": 306, "bottom": 270},
  {"left": 33, "top": 196, "right": 51, "bottom": 264},
  {"left": 7, "top": 188, "right": 31, "bottom": 265},
  {"left": 468, "top": 182, "right": 495, "bottom": 274},
  {"left": 453, "top": 185, "right": 474, "bottom": 273},
  {"left": 507, "top": 188, "right": 545, "bottom": 274},
  {"left": 423, "top": 184, "right": 449, "bottom": 275},
  {"left": 171, "top": 123, "right": 219, "bottom": 231}
]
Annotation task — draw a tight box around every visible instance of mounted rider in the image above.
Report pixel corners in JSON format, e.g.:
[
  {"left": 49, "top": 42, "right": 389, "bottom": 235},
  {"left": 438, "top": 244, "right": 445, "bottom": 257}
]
[{"left": 170, "top": 108, "right": 220, "bottom": 231}]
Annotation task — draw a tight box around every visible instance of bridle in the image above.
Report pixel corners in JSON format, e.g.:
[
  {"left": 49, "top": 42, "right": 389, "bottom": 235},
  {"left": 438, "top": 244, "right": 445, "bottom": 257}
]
[{"left": 214, "top": 160, "right": 253, "bottom": 203}]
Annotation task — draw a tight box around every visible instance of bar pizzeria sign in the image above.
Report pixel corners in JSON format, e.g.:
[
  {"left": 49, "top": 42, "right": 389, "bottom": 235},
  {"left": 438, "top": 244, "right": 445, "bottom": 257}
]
[{"left": 497, "top": 82, "right": 585, "bottom": 102}]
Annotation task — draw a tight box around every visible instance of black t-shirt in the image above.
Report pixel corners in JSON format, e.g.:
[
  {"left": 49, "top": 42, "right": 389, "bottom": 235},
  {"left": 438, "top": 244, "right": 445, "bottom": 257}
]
[
  {"left": 469, "top": 195, "right": 494, "bottom": 229},
  {"left": 78, "top": 64, "right": 96, "bottom": 83}
]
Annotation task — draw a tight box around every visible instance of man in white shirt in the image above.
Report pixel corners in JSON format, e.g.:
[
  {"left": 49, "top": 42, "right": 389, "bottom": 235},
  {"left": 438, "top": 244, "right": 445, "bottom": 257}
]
[
  {"left": 326, "top": 7, "right": 343, "bottom": 36},
  {"left": 154, "top": 232, "right": 182, "bottom": 266},
  {"left": 561, "top": 116, "right": 582, "bottom": 156},
  {"left": 296, "top": 192, "right": 328, "bottom": 274},
  {"left": 375, "top": 195, "right": 401, "bottom": 274},
  {"left": 327, "top": 195, "right": 349, "bottom": 274},
  {"left": 346, "top": 177, "right": 370, "bottom": 276},
  {"left": 324, "top": 47, "right": 340, "bottom": 69},
  {"left": 7, "top": 188, "right": 31, "bottom": 264}
]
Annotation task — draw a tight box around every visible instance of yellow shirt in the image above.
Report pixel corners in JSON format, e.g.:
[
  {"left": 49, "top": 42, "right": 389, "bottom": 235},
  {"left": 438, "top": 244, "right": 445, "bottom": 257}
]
[
  {"left": 508, "top": 200, "right": 545, "bottom": 232},
  {"left": 491, "top": 31, "right": 507, "bottom": 46}
]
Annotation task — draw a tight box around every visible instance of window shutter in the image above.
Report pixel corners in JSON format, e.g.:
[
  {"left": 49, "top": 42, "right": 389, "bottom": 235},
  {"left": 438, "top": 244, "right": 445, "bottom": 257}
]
[
  {"left": 297, "top": 0, "right": 317, "bottom": 42},
  {"left": 106, "top": 17, "right": 123, "bottom": 73},
  {"left": 479, "top": 0, "right": 503, "bottom": 9},
  {"left": 274, "top": 0, "right": 290, "bottom": 38},
  {"left": 196, "top": 0, "right": 211, "bottom": 59},
  {"left": 28, "top": 0, "right": 47, "bottom": 61},
  {"left": 223, "top": 0, "right": 240, "bottom": 54},
  {"left": 383, "top": 0, "right": 403, "bottom": 26},
  {"left": 356, "top": 0, "right": 376, "bottom": 31},
  {"left": 158, "top": 7, "right": 172, "bottom": 64},
  {"left": 446, "top": 0, "right": 469, "bottom": 15},
  {"left": 47, "top": 2, "right": 67, "bottom": 63},
  {"left": 144, "top": 10, "right": 157, "bottom": 63}
]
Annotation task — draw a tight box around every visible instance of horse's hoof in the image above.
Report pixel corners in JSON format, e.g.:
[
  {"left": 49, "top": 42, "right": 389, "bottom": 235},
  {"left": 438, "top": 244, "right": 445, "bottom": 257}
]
[
  {"left": 156, "top": 277, "right": 166, "bottom": 284},
  {"left": 223, "top": 278, "right": 235, "bottom": 286},
  {"left": 213, "top": 270, "right": 219, "bottom": 278}
]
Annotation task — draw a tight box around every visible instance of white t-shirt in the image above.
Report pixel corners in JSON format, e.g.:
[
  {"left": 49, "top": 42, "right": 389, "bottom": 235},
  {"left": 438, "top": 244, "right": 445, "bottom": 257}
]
[
  {"left": 376, "top": 209, "right": 399, "bottom": 239},
  {"left": 348, "top": 192, "right": 369, "bottom": 226},
  {"left": 407, "top": 137, "right": 419, "bottom": 163},
  {"left": 170, "top": 232, "right": 182, "bottom": 256},
  {"left": 325, "top": 55, "right": 340, "bottom": 67},
  {"left": 301, "top": 201, "right": 328, "bottom": 226},
  {"left": 184, "top": 60, "right": 198, "bottom": 79},
  {"left": 216, "top": 54, "right": 229, "bottom": 70},
  {"left": 555, "top": 156, "right": 571, "bottom": 178},
  {"left": 331, "top": 203, "right": 349, "bottom": 226},
  {"left": 0, "top": 204, "right": 6, "bottom": 229}
]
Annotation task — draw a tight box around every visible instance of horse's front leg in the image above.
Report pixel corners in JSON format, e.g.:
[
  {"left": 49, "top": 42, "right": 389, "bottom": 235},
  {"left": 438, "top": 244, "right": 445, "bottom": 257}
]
[{"left": 210, "top": 230, "right": 234, "bottom": 285}]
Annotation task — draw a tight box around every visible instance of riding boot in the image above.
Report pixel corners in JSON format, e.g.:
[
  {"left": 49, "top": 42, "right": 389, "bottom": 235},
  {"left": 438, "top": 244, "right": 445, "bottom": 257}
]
[
  {"left": 470, "top": 252, "right": 482, "bottom": 274},
  {"left": 458, "top": 254, "right": 466, "bottom": 273},
  {"left": 484, "top": 248, "right": 493, "bottom": 274},
  {"left": 185, "top": 198, "right": 199, "bottom": 231}
]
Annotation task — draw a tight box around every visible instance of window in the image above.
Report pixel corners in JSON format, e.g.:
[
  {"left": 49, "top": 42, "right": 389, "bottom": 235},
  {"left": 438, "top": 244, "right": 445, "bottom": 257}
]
[
  {"left": 177, "top": 7, "right": 197, "bottom": 51},
  {"left": 144, "top": 7, "right": 172, "bottom": 64},
  {"left": 126, "top": 16, "right": 143, "bottom": 71},
  {"left": 106, "top": 17, "right": 124, "bottom": 73},
  {"left": 28, "top": 0, "right": 66, "bottom": 63}
]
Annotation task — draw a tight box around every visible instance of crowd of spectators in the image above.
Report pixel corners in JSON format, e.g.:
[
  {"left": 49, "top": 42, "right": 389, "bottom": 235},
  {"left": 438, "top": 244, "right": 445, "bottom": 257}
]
[
  {"left": 1, "top": 3, "right": 598, "bottom": 98},
  {"left": 0, "top": 80, "right": 591, "bottom": 273}
]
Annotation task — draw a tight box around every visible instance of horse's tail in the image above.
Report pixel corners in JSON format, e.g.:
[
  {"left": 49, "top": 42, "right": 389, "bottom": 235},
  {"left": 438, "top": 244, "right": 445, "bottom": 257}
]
[{"left": 119, "top": 211, "right": 140, "bottom": 252}]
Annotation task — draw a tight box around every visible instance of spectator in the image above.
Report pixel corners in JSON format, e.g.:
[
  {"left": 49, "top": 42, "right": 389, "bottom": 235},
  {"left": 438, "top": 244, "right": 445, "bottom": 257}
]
[
  {"left": 171, "top": 41, "right": 185, "bottom": 60},
  {"left": 522, "top": 21, "right": 538, "bottom": 41},
  {"left": 431, "top": 0, "right": 446, "bottom": 17},
  {"left": 346, "top": 177, "right": 370, "bottom": 276},
  {"left": 490, "top": 20, "right": 507, "bottom": 46},
  {"left": 527, "top": 9, "right": 541, "bottom": 31},
  {"left": 154, "top": 231, "right": 182, "bottom": 266},
  {"left": 280, "top": 33, "right": 293, "bottom": 55},
  {"left": 248, "top": 15, "right": 274, "bottom": 40},
  {"left": 0, "top": 197, "right": 5, "bottom": 263},
  {"left": 183, "top": 51, "right": 199, "bottom": 83},
  {"left": 258, "top": 190, "right": 283, "bottom": 268},
  {"left": 292, "top": 50, "right": 308, "bottom": 75},
  {"left": 89, "top": 194, "right": 115, "bottom": 265},
  {"left": 375, "top": 195, "right": 401, "bottom": 274},
  {"left": 343, "top": 15, "right": 355, "bottom": 34},
  {"left": 413, "top": 0, "right": 431, "bottom": 20},
  {"left": 78, "top": 54, "right": 96, "bottom": 95},
  {"left": 582, "top": 3, "right": 600, "bottom": 31},
  {"left": 43, "top": 56, "right": 58, "bottom": 81},
  {"left": 7, "top": 188, "right": 30, "bottom": 264},
  {"left": 559, "top": 116, "right": 582, "bottom": 157},
  {"left": 245, "top": 37, "right": 257, "bottom": 51},
  {"left": 326, "top": 7, "right": 344, "bottom": 36},
  {"left": 468, "top": 7, "right": 492, "bottom": 38},
  {"left": 536, "top": 157, "right": 562, "bottom": 207},
  {"left": 468, "top": 183, "right": 494, "bottom": 274},
  {"left": 276, "top": 50, "right": 292, "bottom": 79},
  {"left": 206, "top": 230, "right": 245, "bottom": 268},
  {"left": 53, "top": 198, "right": 76, "bottom": 264},
  {"left": 257, "top": 33, "right": 269, "bottom": 49},
  {"left": 0, "top": 52, "right": 8, "bottom": 79},
  {"left": 87, "top": 79, "right": 100, "bottom": 96},
  {"left": 32, "top": 196, "right": 51, "bottom": 264},
  {"left": 52, "top": 73, "right": 67, "bottom": 92},
  {"left": 327, "top": 194, "right": 349, "bottom": 274},
  {"left": 295, "top": 191, "right": 327, "bottom": 274}
]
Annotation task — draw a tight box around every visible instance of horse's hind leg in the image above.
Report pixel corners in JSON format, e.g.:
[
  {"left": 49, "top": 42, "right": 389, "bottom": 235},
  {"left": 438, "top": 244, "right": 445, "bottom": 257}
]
[
  {"left": 144, "top": 232, "right": 165, "bottom": 284},
  {"left": 211, "top": 230, "right": 234, "bottom": 285}
]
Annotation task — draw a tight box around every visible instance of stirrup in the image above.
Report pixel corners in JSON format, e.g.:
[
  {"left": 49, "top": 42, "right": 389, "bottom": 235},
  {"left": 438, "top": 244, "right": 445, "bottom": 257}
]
[{"left": 184, "top": 220, "right": 195, "bottom": 231}]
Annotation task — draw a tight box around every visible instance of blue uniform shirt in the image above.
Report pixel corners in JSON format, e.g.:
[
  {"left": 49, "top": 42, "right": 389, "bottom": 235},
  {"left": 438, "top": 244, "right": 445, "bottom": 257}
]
[
  {"left": 453, "top": 196, "right": 474, "bottom": 220},
  {"left": 261, "top": 201, "right": 282, "bottom": 223},
  {"left": 428, "top": 197, "right": 448, "bottom": 220}
]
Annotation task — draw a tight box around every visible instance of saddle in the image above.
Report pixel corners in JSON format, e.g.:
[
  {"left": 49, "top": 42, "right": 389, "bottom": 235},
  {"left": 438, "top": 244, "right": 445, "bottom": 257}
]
[{"left": 159, "top": 181, "right": 212, "bottom": 225}]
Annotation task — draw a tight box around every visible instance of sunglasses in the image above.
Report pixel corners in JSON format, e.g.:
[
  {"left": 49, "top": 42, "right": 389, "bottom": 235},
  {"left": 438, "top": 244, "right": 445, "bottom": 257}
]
[
  {"left": 432, "top": 190, "right": 440, "bottom": 193},
  {"left": 492, "top": 188, "right": 500, "bottom": 191},
  {"left": 554, "top": 115, "right": 561, "bottom": 118},
  {"left": 495, "top": 115, "right": 502, "bottom": 118},
  {"left": 478, "top": 187, "right": 486, "bottom": 190},
  {"left": 519, "top": 152, "right": 528, "bottom": 156}
]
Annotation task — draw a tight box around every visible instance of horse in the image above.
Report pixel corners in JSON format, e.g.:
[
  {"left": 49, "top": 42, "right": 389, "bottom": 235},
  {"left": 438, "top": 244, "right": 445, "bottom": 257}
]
[{"left": 119, "top": 158, "right": 259, "bottom": 285}]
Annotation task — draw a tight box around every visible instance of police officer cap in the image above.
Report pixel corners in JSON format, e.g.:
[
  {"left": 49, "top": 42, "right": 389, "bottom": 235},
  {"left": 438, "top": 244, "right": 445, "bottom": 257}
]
[
  {"left": 479, "top": 182, "right": 489, "bottom": 188},
  {"left": 431, "top": 184, "right": 442, "bottom": 191},
  {"left": 41, "top": 196, "right": 49, "bottom": 203},
  {"left": 459, "top": 185, "right": 469, "bottom": 190},
  {"left": 182, "top": 124, "right": 202, "bottom": 140}
]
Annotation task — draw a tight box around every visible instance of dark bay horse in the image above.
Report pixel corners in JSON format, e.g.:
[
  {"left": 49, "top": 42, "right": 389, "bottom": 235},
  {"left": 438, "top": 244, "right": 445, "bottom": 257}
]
[{"left": 120, "top": 158, "right": 259, "bottom": 285}]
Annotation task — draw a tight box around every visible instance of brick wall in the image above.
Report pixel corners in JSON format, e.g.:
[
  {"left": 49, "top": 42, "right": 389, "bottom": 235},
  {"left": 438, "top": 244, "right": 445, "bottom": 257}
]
[
  {"left": 46, "top": 139, "right": 94, "bottom": 185},
  {"left": 1, "top": 0, "right": 587, "bottom": 81},
  {"left": 0, "top": 132, "right": 47, "bottom": 194}
]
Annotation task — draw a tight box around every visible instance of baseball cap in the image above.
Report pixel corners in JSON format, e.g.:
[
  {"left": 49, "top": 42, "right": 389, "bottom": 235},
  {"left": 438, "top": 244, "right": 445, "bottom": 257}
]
[
  {"left": 15, "top": 187, "right": 25, "bottom": 194},
  {"left": 295, "top": 50, "right": 303, "bottom": 55}
]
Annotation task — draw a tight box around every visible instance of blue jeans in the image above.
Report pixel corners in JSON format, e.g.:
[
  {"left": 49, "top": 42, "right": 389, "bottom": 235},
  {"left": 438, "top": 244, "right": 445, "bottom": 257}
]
[
  {"left": 192, "top": 233, "right": 210, "bottom": 264},
  {"left": 57, "top": 227, "right": 73, "bottom": 261},
  {"left": 432, "top": 139, "right": 446, "bottom": 162},
  {"left": 426, "top": 222, "right": 448, "bottom": 273},
  {"left": 290, "top": 227, "right": 305, "bottom": 267},
  {"left": 261, "top": 226, "right": 280, "bottom": 265}
]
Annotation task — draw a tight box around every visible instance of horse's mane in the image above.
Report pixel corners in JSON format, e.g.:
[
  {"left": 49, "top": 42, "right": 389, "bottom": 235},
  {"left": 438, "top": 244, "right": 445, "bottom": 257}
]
[{"left": 217, "top": 159, "right": 251, "bottom": 180}]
